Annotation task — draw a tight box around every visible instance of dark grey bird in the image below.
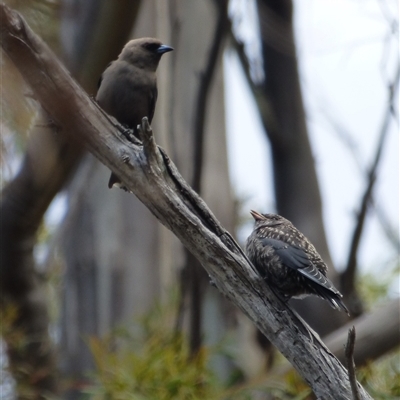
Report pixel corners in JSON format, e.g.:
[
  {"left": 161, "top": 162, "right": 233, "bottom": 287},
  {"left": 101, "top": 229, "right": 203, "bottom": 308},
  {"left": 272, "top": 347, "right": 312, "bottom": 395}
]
[
  {"left": 245, "top": 210, "right": 349, "bottom": 314},
  {"left": 96, "top": 37, "right": 173, "bottom": 188}
]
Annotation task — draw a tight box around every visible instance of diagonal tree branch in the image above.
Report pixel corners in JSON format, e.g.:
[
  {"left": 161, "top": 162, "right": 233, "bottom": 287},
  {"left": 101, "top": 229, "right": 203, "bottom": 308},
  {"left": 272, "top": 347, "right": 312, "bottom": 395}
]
[{"left": 0, "top": 5, "right": 373, "bottom": 399}]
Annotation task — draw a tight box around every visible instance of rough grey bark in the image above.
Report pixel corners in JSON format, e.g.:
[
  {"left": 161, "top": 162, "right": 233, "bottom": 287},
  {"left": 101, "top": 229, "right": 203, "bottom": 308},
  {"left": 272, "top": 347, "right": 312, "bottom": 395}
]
[{"left": 0, "top": 6, "right": 373, "bottom": 398}]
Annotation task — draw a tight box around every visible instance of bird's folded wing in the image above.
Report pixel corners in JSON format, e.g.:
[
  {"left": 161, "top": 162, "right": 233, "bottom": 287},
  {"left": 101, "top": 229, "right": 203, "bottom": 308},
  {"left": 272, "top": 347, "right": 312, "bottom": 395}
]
[{"left": 259, "top": 237, "right": 333, "bottom": 290}]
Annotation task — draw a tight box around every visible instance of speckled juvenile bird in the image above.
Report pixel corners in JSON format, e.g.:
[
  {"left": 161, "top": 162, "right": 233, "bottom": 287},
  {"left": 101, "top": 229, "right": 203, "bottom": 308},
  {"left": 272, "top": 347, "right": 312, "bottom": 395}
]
[
  {"left": 246, "top": 210, "right": 349, "bottom": 314},
  {"left": 96, "top": 37, "right": 173, "bottom": 188}
]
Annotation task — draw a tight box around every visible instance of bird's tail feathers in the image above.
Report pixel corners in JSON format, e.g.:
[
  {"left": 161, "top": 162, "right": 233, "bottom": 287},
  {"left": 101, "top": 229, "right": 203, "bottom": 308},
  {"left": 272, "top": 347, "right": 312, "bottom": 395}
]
[{"left": 315, "top": 286, "right": 350, "bottom": 316}]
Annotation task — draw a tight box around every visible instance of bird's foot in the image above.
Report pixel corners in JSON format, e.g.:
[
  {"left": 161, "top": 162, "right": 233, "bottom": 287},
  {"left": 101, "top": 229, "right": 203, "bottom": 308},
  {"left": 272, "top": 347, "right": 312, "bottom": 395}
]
[{"left": 118, "top": 125, "right": 141, "bottom": 145}]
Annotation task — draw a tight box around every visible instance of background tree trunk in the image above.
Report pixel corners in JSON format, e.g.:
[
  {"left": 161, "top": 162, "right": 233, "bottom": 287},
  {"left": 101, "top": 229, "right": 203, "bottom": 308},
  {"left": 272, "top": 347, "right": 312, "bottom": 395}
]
[
  {"left": 57, "top": 0, "right": 142, "bottom": 394},
  {"left": 256, "top": 0, "right": 348, "bottom": 334}
]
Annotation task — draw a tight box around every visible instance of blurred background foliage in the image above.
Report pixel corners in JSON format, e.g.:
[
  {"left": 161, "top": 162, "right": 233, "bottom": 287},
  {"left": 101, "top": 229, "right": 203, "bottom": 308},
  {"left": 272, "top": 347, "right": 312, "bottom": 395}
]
[
  {"left": 86, "top": 297, "right": 400, "bottom": 399},
  {"left": 2, "top": 294, "right": 399, "bottom": 399}
]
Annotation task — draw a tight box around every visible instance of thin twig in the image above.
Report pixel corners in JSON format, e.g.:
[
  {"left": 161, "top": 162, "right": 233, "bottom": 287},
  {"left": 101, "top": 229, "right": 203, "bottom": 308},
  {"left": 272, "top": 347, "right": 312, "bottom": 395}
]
[
  {"left": 230, "top": 34, "right": 265, "bottom": 108},
  {"left": 345, "top": 326, "right": 361, "bottom": 400},
  {"left": 342, "top": 64, "right": 400, "bottom": 299},
  {"left": 191, "top": 0, "right": 229, "bottom": 193},
  {"left": 318, "top": 104, "right": 400, "bottom": 251},
  {"left": 179, "top": 0, "right": 229, "bottom": 357}
]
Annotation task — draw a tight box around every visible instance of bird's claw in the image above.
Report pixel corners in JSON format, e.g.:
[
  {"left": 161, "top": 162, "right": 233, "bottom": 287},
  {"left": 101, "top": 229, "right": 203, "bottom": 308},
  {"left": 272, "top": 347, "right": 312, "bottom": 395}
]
[{"left": 118, "top": 125, "right": 141, "bottom": 145}]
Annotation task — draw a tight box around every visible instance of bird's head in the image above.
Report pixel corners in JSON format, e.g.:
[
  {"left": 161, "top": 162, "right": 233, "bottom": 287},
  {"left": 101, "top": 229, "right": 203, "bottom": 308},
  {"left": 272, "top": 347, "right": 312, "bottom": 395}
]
[
  {"left": 119, "top": 38, "right": 173, "bottom": 71},
  {"left": 250, "top": 210, "right": 289, "bottom": 228}
]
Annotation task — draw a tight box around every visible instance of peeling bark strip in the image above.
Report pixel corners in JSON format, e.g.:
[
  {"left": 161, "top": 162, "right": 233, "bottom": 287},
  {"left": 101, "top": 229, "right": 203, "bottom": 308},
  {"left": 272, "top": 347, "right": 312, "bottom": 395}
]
[{"left": 0, "top": 5, "right": 373, "bottom": 399}]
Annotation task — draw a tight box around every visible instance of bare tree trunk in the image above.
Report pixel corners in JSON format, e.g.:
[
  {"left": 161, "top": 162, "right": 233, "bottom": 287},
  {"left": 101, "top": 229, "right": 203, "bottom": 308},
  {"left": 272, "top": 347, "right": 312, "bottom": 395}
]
[
  {"left": 61, "top": 0, "right": 141, "bottom": 91},
  {"left": 156, "top": 0, "right": 237, "bottom": 370},
  {"left": 59, "top": 156, "right": 161, "bottom": 378},
  {"left": 173, "top": 0, "right": 230, "bottom": 357},
  {"left": 256, "top": 0, "right": 348, "bottom": 334}
]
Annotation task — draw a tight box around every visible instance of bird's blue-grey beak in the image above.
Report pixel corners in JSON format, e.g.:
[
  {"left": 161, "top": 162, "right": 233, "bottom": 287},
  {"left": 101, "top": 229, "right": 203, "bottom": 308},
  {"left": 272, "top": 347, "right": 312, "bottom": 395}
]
[{"left": 157, "top": 44, "right": 174, "bottom": 54}]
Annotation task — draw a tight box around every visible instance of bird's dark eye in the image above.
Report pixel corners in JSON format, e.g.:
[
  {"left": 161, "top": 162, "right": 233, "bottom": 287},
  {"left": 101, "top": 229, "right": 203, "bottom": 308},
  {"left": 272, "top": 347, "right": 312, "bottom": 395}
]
[{"left": 143, "top": 42, "right": 160, "bottom": 52}]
